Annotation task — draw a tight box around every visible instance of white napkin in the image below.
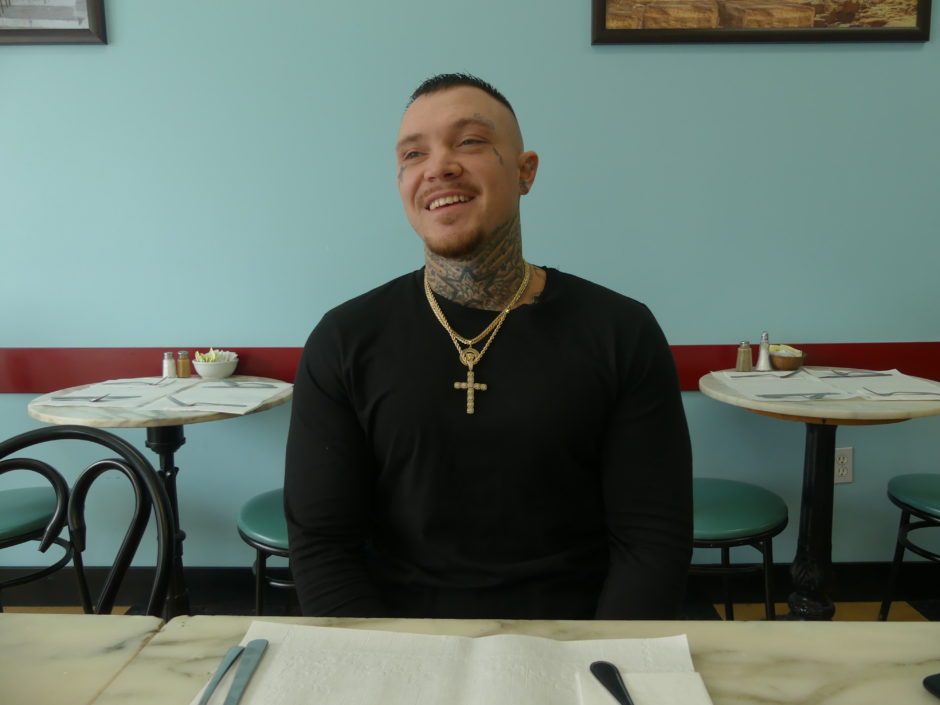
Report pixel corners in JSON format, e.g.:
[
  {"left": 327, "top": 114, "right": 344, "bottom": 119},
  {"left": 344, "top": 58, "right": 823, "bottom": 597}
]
[
  {"left": 138, "top": 379, "right": 292, "bottom": 415},
  {"left": 576, "top": 670, "right": 712, "bottom": 705},
  {"left": 190, "top": 621, "right": 713, "bottom": 705},
  {"left": 716, "top": 370, "right": 854, "bottom": 401},
  {"left": 825, "top": 369, "right": 940, "bottom": 401}
]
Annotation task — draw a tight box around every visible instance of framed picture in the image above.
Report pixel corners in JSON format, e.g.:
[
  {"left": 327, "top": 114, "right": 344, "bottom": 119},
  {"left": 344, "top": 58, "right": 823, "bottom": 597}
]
[
  {"left": 0, "top": 0, "right": 106, "bottom": 45},
  {"left": 592, "top": 0, "right": 931, "bottom": 43}
]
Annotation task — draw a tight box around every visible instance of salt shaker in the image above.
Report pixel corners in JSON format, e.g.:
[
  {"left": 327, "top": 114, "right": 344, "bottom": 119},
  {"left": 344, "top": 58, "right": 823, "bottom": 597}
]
[
  {"left": 735, "top": 341, "right": 753, "bottom": 372},
  {"left": 162, "top": 351, "right": 178, "bottom": 378},
  {"left": 755, "top": 331, "right": 773, "bottom": 371}
]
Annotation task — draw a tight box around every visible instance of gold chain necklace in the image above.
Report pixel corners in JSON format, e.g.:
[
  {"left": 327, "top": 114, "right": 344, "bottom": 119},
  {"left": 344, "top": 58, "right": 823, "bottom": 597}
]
[{"left": 424, "top": 262, "right": 531, "bottom": 414}]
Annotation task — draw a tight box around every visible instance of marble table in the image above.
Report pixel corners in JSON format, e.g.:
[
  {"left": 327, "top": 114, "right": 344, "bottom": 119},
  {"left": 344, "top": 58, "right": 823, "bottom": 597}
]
[
  {"left": 0, "top": 612, "right": 163, "bottom": 705},
  {"left": 90, "top": 615, "right": 940, "bottom": 705},
  {"left": 28, "top": 376, "right": 293, "bottom": 618},
  {"left": 700, "top": 368, "right": 940, "bottom": 620}
]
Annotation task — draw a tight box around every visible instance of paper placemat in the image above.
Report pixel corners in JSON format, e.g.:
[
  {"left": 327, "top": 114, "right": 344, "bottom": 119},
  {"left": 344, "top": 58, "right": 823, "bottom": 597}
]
[
  {"left": 191, "top": 621, "right": 712, "bottom": 705},
  {"left": 139, "top": 379, "right": 292, "bottom": 415},
  {"left": 716, "top": 369, "right": 855, "bottom": 401}
]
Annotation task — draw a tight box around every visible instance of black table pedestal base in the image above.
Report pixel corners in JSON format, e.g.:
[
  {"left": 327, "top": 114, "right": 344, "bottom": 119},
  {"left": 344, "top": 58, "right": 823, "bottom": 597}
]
[
  {"left": 785, "top": 422, "right": 837, "bottom": 621},
  {"left": 146, "top": 425, "right": 190, "bottom": 619}
]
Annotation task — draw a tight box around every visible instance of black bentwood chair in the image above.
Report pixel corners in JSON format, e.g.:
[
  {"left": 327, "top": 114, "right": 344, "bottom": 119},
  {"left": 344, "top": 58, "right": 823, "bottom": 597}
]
[{"left": 0, "top": 425, "right": 174, "bottom": 616}]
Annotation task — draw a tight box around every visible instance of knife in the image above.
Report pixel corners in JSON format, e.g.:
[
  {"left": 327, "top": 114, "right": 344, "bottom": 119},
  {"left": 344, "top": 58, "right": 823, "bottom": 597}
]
[
  {"left": 222, "top": 638, "right": 268, "bottom": 705},
  {"left": 198, "top": 645, "right": 244, "bottom": 705},
  {"left": 50, "top": 395, "right": 141, "bottom": 401},
  {"left": 756, "top": 392, "right": 840, "bottom": 399}
]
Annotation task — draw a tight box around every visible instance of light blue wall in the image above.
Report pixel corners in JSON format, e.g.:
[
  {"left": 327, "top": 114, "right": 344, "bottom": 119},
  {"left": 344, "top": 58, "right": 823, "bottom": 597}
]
[{"left": 3, "top": 1, "right": 939, "bottom": 569}]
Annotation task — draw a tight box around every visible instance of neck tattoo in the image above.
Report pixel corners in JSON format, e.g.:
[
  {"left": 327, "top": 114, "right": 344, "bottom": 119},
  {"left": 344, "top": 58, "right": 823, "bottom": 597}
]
[{"left": 424, "top": 262, "right": 531, "bottom": 414}]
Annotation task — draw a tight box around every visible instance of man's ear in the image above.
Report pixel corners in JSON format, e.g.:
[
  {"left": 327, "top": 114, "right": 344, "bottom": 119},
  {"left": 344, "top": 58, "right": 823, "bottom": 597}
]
[{"left": 518, "top": 150, "right": 539, "bottom": 195}]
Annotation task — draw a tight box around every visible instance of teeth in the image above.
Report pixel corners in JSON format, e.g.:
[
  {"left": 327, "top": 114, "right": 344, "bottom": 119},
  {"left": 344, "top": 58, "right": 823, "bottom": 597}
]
[{"left": 428, "top": 195, "right": 471, "bottom": 211}]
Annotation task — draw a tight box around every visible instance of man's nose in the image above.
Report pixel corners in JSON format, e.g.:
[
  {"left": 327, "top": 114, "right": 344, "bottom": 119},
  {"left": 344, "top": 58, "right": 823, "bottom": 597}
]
[{"left": 425, "top": 150, "right": 461, "bottom": 180}]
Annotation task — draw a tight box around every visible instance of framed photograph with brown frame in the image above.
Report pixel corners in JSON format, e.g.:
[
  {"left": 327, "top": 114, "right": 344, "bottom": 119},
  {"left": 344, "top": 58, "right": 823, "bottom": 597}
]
[
  {"left": 0, "top": 0, "right": 106, "bottom": 45},
  {"left": 592, "top": 0, "right": 931, "bottom": 43}
]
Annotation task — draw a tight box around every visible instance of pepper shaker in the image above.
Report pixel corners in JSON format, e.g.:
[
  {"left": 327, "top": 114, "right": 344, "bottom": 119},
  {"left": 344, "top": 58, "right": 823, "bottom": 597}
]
[
  {"left": 755, "top": 331, "right": 773, "bottom": 371},
  {"left": 176, "top": 351, "right": 191, "bottom": 378},
  {"left": 735, "top": 341, "right": 753, "bottom": 372}
]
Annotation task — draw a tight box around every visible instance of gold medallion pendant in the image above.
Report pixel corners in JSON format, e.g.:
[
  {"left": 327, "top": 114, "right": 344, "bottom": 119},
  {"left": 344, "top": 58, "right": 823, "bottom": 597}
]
[{"left": 424, "top": 264, "right": 531, "bottom": 414}]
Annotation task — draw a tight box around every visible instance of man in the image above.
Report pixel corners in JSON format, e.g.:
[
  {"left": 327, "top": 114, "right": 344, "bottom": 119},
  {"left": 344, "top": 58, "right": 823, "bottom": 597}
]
[{"left": 285, "top": 73, "right": 692, "bottom": 620}]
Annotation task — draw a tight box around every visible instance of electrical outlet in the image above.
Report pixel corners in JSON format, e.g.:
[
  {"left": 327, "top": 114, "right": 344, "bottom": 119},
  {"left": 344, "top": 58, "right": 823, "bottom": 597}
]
[{"left": 834, "top": 447, "right": 853, "bottom": 484}]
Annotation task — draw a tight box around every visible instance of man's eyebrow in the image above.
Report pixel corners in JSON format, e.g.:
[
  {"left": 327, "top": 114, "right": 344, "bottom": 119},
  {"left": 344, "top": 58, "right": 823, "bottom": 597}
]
[
  {"left": 396, "top": 133, "right": 422, "bottom": 152},
  {"left": 460, "top": 114, "right": 496, "bottom": 131}
]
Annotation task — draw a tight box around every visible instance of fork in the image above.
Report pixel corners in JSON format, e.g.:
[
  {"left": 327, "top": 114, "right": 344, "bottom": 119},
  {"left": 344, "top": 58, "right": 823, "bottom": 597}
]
[
  {"left": 729, "top": 369, "right": 802, "bottom": 379},
  {"left": 819, "top": 370, "right": 893, "bottom": 379},
  {"left": 862, "top": 387, "right": 940, "bottom": 397},
  {"left": 167, "top": 395, "right": 247, "bottom": 408}
]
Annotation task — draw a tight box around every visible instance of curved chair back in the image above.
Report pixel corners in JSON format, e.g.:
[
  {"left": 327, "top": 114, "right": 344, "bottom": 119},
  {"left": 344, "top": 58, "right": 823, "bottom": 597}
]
[
  {"left": 0, "top": 458, "right": 72, "bottom": 599},
  {"left": 0, "top": 425, "right": 174, "bottom": 616}
]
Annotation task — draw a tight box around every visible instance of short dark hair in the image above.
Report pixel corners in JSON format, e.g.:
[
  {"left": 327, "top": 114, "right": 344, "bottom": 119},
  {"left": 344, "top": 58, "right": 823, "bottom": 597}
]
[{"left": 407, "top": 73, "right": 516, "bottom": 116}]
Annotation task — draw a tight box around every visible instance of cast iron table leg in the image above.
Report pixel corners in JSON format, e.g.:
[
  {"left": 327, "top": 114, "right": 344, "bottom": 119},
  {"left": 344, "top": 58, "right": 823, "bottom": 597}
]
[
  {"left": 786, "top": 422, "right": 837, "bottom": 620},
  {"left": 146, "top": 425, "right": 190, "bottom": 618}
]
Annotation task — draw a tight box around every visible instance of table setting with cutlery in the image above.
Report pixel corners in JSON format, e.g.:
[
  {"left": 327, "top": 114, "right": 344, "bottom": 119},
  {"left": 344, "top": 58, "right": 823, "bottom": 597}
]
[
  {"left": 34, "top": 377, "right": 293, "bottom": 415},
  {"left": 714, "top": 368, "right": 940, "bottom": 402},
  {"left": 189, "top": 621, "right": 713, "bottom": 705}
]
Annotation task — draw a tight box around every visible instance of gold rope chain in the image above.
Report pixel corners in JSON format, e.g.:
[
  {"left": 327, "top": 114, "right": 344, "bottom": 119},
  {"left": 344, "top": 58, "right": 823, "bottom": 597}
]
[{"left": 424, "top": 262, "right": 531, "bottom": 414}]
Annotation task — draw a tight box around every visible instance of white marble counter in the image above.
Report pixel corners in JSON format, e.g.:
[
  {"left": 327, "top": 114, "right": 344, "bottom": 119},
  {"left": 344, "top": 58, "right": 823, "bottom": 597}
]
[
  {"left": 28, "top": 376, "right": 293, "bottom": 429},
  {"left": 91, "top": 616, "right": 940, "bottom": 705},
  {"left": 0, "top": 613, "right": 163, "bottom": 705},
  {"left": 700, "top": 368, "right": 940, "bottom": 424}
]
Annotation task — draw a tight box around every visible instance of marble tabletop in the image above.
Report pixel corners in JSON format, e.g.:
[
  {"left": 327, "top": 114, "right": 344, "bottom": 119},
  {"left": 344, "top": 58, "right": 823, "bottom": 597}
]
[
  {"left": 700, "top": 367, "right": 940, "bottom": 424},
  {"left": 0, "top": 613, "right": 163, "bottom": 705},
  {"left": 90, "top": 615, "right": 940, "bottom": 705},
  {"left": 27, "top": 376, "right": 293, "bottom": 429}
]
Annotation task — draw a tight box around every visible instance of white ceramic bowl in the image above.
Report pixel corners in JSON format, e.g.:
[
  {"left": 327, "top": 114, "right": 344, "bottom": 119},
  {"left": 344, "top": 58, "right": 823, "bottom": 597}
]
[{"left": 193, "top": 359, "right": 238, "bottom": 379}]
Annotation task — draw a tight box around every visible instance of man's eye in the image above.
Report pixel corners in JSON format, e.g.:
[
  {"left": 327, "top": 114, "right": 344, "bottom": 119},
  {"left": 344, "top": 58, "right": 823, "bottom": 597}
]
[
  {"left": 459, "top": 138, "right": 483, "bottom": 146},
  {"left": 402, "top": 150, "right": 421, "bottom": 160}
]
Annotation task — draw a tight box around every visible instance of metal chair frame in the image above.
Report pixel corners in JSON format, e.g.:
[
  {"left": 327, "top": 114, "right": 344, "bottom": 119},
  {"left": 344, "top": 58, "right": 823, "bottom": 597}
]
[
  {"left": 237, "top": 528, "right": 293, "bottom": 616},
  {"left": 0, "top": 425, "right": 174, "bottom": 617},
  {"left": 691, "top": 522, "right": 787, "bottom": 620},
  {"left": 0, "top": 461, "right": 72, "bottom": 602},
  {"left": 878, "top": 496, "right": 940, "bottom": 621}
]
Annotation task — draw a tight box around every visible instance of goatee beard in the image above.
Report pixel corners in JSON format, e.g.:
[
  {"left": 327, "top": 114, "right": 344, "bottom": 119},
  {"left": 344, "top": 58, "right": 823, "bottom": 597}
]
[{"left": 423, "top": 228, "right": 488, "bottom": 259}]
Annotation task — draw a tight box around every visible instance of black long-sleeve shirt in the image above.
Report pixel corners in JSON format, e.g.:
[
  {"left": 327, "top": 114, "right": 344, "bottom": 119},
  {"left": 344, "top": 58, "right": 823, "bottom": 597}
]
[{"left": 285, "top": 267, "right": 692, "bottom": 619}]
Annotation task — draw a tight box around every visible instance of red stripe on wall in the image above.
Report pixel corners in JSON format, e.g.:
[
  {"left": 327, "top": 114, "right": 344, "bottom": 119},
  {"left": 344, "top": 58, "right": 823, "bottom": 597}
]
[
  {"left": 0, "top": 348, "right": 303, "bottom": 394},
  {"left": 1, "top": 343, "right": 938, "bottom": 394}
]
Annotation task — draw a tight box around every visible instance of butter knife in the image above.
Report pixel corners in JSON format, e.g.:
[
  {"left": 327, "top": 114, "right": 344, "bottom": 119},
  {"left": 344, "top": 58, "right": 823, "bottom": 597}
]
[
  {"left": 198, "top": 645, "right": 244, "bottom": 705},
  {"left": 756, "top": 392, "right": 840, "bottom": 399},
  {"left": 50, "top": 395, "right": 140, "bottom": 401},
  {"left": 590, "top": 661, "right": 635, "bottom": 705},
  {"left": 222, "top": 638, "right": 268, "bottom": 705}
]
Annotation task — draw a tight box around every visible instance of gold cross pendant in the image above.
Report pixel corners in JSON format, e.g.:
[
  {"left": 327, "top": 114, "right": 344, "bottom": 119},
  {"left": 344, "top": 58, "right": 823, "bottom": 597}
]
[{"left": 454, "top": 367, "right": 487, "bottom": 414}]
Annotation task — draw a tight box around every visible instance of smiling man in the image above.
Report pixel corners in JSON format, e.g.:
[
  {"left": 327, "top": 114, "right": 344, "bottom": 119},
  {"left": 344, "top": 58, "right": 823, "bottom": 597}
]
[{"left": 285, "top": 73, "right": 692, "bottom": 620}]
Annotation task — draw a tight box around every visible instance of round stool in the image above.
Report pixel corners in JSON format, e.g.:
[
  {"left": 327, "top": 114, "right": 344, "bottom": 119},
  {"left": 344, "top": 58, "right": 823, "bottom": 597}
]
[
  {"left": 237, "top": 488, "right": 293, "bottom": 615},
  {"left": 878, "top": 473, "right": 940, "bottom": 620},
  {"left": 691, "top": 477, "right": 789, "bottom": 620}
]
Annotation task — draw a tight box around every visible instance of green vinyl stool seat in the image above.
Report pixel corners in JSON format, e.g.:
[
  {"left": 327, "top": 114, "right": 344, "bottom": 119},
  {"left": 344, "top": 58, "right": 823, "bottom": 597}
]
[
  {"left": 878, "top": 473, "right": 940, "bottom": 621},
  {"left": 237, "top": 488, "right": 293, "bottom": 615},
  {"left": 691, "top": 477, "right": 788, "bottom": 620},
  {"left": 0, "top": 486, "right": 58, "bottom": 540}
]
